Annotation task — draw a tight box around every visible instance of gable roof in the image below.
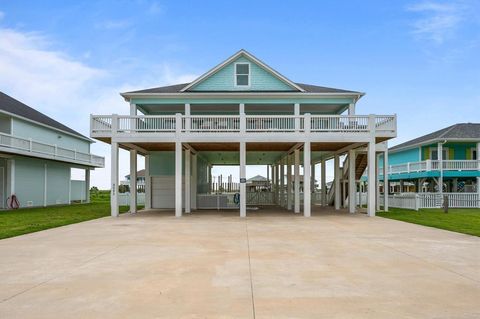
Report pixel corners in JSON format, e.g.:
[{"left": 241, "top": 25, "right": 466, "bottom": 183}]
[
  {"left": 390, "top": 123, "right": 480, "bottom": 152},
  {"left": 124, "top": 82, "right": 361, "bottom": 95},
  {"left": 181, "top": 49, "right": 305, "bottom": 92},
  {"left": 0, "top": 91, "right": 90, "bottom": 141},
  {"left": 247, "top": 175, "right": 268, "bottom": 182}
]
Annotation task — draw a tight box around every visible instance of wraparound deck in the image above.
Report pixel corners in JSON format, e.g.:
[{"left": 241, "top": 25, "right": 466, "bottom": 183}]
[
  {"left": 384, "top": 160, "right": 480, "bottom": 176},
  {"left": 91, "top": 114, "right": 396, "bottom": 141}
]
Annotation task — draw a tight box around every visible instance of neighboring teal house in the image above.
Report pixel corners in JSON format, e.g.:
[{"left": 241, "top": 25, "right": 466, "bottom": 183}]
[
  {"left": 0, "top": 92, "right": 104, "bottom": 209},
  {"left": 381, "top": 123, "right": 480, "bottom": 193}
]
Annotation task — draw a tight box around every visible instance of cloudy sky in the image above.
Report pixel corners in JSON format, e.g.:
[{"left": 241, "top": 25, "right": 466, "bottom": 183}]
[{"left": 0, "top": 1, "right": 479, "bottom": 188}]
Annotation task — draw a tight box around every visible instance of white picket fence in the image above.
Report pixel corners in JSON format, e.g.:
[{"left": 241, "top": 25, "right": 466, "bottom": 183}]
[{"left": 380, "top": 193, "right": 480, "bottom": 211}]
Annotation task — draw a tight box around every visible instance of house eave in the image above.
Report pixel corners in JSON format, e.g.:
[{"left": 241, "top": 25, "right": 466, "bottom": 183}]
[
  {"left": 121, "top": 91, "right": 365, "bottom": 102},
  {"left": 390, "top": 138, "right": 480, "bottom": 153}
]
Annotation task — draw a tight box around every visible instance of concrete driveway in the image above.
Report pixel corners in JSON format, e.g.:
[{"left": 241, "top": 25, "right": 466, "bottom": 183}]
[{"left": 0, "top": 208, "right": 479, "bottom": 319}]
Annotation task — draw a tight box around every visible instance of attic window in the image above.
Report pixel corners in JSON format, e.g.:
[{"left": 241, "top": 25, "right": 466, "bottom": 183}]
[{"left": 235, "top": 63, "right": 250, "bottom": 87}]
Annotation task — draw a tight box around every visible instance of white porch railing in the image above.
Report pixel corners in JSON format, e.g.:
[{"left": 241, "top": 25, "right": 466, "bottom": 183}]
[
  {"left": 0, "top": 132, "right": 104, "bottom": 167},
  {"left": 379, "top": 192, "right": 480, "bottom": 210},
  {"left": 91, "top": 114, "right": 396, "bottom": 136},
  {"left": 383, "top": 160, "right": 480, "bottom": 175}
]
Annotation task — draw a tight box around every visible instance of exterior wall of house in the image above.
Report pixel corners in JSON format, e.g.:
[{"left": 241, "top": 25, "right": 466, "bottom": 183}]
[
  {"left": 191, "top": 56, "right": 294, "bottom": 91},
  {"left": 70, "top": 180, "right": 87, "bottom": 201},
  {"left": 388, "top": 148, "right": 420, "bottom": 165},
  {"left": 13, "top": 156, "right": 72, "bottom": 207},
  {"left": 148, "top": 151, "right": 209, "bottom": 208},
  {"left": 11, "top": 117, "right": 90, "bottom": 153}
]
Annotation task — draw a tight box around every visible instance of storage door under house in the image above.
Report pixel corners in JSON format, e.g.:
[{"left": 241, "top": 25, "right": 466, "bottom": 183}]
[{"left": 151, "top": 176, "right": 184, "bottom": 209}]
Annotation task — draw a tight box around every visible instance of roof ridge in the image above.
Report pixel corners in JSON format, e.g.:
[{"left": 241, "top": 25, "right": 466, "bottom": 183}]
[{"left": 438, "top": 123, "right": 458, "bottom": 139}]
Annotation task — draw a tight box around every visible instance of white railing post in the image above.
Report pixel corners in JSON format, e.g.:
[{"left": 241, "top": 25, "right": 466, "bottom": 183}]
[
  {"left": 111, "top": 114, "right": 118, "bottom": 135},
  {"left": 304, "top": 113, "right": 311, "bottom": 135},
  {"left": 54, "top": 145, "right": 58, "bottom": 157},
  {"left": 407, "top": 162, "right": 410, "bottom": 173},
  {"left": 29, "top": 138, "right": 33, "bottom": 152},
  {"left": 294, "top": 103, "right": 300, "bottom": 132},
  {"left": 185, "top": 103, "right": 191, "bottom": 133},
  {"left": 175, "top": 113, "right": 182, "bottom": 136},
  {"left": 240, "top": 113, "right": 246, "bottom": 134}
]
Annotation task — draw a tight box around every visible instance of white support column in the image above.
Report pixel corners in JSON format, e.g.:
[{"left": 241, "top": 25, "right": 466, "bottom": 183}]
[
  {"left": 342, "top": 180, "right": 347, "bottom": 208},
  {"left": 294, "top": 148, "right": 300, "bottom": 213},
  {"left": 334, "top": 155, "right": 341, "bottom": 210},
  {"left": 477, "top": 143, "right": 480, "bottom": 208},
  {"left": 185, "top": 149, "right": 191, "bottom": 213},
  {"left": 294, "top": 103, "right": 300, "bottom": 132},
  {"left": 185, "top": 103, "right": 191, "bottom": 132},
  {"left": 276, "top": 163, "right": 280, "bottom": 205},
  {"left": 44, "top": 164, "right": 47, "bottom": 207},
  {"left": 367, "top": 139, "right": 376, "bottom": 217},
  {"left": 85, "top": 168, "right": 90, "bottom": 203},
  {"left": 321, "top": 159, "right": 326, "bottom": 206},
  {"left": 438, "top": 142, "right": 443, "bottom": 194},
  {"left": 175, "top": 141, "right": 182, "bottom": 217},
  {"left": 129, "top": 150, "right": 137, "bottom": 213},
  {"left": 376, "top": 153, "right": 381, "bottom": 211},
  {"left": 287, "top": 154, "right": 292, "bottom": 210},
  {"left": 111, "top": 141, "right": 119, "bottom": 217},
  {"left": 383, "top": 147, "right": 389, "bottom": 212},
  {"left": 208, "top": 164, "right": 212, "bottom": 194},
  {"left": 272, "top": 164, "right": 277, "bottom": 204},
  {"left": 348, "top": 150, "right": 356, "bottom": 213},
  {"left": 280, "top": 158, "right": 285, "bottom": 207},
  {"left": 240, "top": 142, "right": 246, "bottom": 217},
  {"left": 348, "top": 103, "right": 356, "bottom": 115},
  {"left": 145, "top": 154, "right": 151, "bottom": 209},
  {"left": 303, "top": 141, "right": 311, "bottom": 217},
  {"left": 130, "top": 103, "right": 137, "bottom": 116},
  {"left": 191, "top": 154, "right": 197, "bottom": 210},
  {"left": 311, "top": 163, "right": 315, "bottom": 194}
]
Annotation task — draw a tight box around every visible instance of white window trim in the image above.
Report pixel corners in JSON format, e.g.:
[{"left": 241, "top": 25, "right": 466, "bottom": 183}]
[
  {"left": 430, "top": 147, "right": 449, "bottom": 160},
  {"left": 234, "top": 62, "right": 251, "bottom": 88}
]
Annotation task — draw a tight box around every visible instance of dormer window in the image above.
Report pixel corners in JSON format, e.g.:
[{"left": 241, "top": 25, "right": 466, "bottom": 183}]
[{"left": 235, "top": 63, "right": 250, "bottom": 87}]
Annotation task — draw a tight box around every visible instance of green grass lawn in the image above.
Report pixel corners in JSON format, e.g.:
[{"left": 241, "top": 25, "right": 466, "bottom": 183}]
[
  {"left": 0, "top": 202, "right": 141, "bottom": 240},
  {"left": 377, "top": 208, "right": 480, "bottom": 237}
]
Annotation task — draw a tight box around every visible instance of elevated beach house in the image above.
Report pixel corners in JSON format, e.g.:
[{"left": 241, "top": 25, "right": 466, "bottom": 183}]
[
  {"left": 379, "top": 123, "right": 480, "bottom": 207},
  {"left": 90, "top": 50, "right": 397, "bottom": 217},
  {"left": 0, "top": 92, "right": 104, "bottom": 209}
]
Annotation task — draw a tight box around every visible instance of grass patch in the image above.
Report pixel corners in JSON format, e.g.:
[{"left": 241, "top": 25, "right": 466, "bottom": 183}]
[
  {"left": 0, "top": 202, "right": 142, "bottom": 240},
  {"left": 378, "top": 208, "right": 480, "bottom": 237}
]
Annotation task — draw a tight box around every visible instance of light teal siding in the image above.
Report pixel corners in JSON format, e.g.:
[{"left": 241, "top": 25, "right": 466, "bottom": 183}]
[
  {"left": 11, "top": 118, "right": 90, "bottom": 153},
  {"left": 46, "top": 162, "right": 70, "bottom": 205},
  {"left": 13, "top": 156, "right": 72, "bottom": 207},
  {"left": 191, "top": 56, "right": 294, "bottom": 91},
  {"left": 0, "top": 114, "right": 11, "bottom": 134},
  {"left": 14, "top": 157, "right": 46, "bottom": 207},
  {"left": 388, "top": 148, "right": 420, "bottom": 165},
  {"left": 132, "top": 97, "right": 354, "bottom": 105},
  {"left": 70, "top": 180, "right": 86, "bottom": 201}
]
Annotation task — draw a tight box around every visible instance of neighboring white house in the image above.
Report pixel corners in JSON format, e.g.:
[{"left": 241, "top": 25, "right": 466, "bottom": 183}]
[
  {"left": 90, "top": 49, "right": 397, "bottom": 217},
  {"left": 0, "top": 92, "right": 104, "bottom": 208}
]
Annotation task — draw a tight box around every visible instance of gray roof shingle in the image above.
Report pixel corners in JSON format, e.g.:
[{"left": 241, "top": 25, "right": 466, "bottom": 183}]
[
  {"left": 0, "top": 91, "right": 89, "bottom": 140},
  {"left": 123, "top": 82, "right": 361, "bottom": 94},
  {"left": 391, "top": 123, "right": 480, "bottom": 151}
]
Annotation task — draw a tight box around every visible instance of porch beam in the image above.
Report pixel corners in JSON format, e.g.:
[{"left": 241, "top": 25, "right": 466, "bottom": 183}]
[
  {"left": 240, "top": 141, "right": 246, "bottom": 217},
  {"left": 334, "top": 155, "right": 341, "bottom": 210},
  {"left": 383, "top": 145, "right": 389, "bottom": 212},
  {"left": 111, "top": 141, "right": 119, "bottom": 217},
  {"left": 348, "top": 149, "right": 356, "bottom": 213},
  {"left": 321, "top": 159, "right": 326, "bottom": 206},
  {"left": 294, "top": 148, "right": 300, "bottom": 213},
  {"left": 185, "top": 148, "right": 191, "bottom": 213},
  {"left": 129, "top": 150, "right": 137, "bottom": 213},
  {"left": 175, "top": 141, "right": 182, "bottom": 217},
  {"left": 304, "top": 141, "right": 311, "bottom": 217}
]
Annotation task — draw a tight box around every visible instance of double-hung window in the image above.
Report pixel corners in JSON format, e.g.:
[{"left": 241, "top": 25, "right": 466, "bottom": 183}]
[{"left": 235, "top": 63, "right": 250, "bottom": 87}]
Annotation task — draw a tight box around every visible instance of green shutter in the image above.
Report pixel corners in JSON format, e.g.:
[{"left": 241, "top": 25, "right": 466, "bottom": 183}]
[
  {"left": 423, "top": 147, "right": 429, "bottom": 160},
  {"left": 466, "top": 148, "right": 471, "bottom": 160},
  {"left": 449, "top": 148, "right": 454, "bottom": 160}
]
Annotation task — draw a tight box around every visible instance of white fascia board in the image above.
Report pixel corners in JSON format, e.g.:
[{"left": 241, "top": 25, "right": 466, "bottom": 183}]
[
  {"left": 179, "top": 49, "right": 306, "bottom": 92},
  {"left": 122, "top": 92, "right": 364, "bottom": 100},
  {"left": 0, "top": 110, "right": 94, "bottom": 143}
]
